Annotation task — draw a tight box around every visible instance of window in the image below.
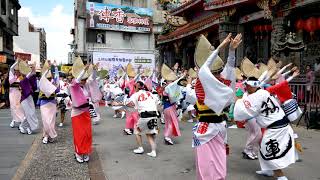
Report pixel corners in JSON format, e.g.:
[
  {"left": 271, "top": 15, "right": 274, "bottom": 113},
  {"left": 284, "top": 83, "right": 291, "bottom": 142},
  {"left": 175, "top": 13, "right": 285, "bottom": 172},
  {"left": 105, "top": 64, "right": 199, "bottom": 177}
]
[
  {"left": 123, "top": 32, "right": 132, "bottom": 41},
  {"left": 86, "top": 30, "right": 105, "bottom": 44},
  {"left": 121, "top": 0, "right": 133, "bottom": 6},
  {"left": 96, "top": 33, "right": 105, "bottom": 44},
  {"left": 1, "top": 0, "right": 6, "bottom": 15}
]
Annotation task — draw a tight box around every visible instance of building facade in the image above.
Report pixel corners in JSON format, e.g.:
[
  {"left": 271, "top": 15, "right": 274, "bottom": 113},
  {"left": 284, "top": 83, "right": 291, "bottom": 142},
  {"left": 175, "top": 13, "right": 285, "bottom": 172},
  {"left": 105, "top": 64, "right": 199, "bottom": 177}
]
[
  {"left": 0, "top": 0, "right": 21, "bottom": 69},
  {"left": 13, "top": 17, "right": 47, "bottom": 69},
  {"left": 157, "top": 0, "right": 320, "bottom": 77},
  {"left": 72, "top": 0, "right": 164, "bottom": 69}
]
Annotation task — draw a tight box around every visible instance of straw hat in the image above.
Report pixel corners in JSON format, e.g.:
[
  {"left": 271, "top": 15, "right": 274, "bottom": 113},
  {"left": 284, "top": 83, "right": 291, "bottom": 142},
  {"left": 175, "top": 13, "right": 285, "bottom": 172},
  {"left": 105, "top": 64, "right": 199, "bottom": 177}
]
[
  {"left": 161, "top": 64, "right": 177, "bottom": 81},
  {"left": 194, "top": 34, "right": 224, "bottom": 72},
  {"left": 235, "top": 67, "right": 243, "bottom": 80},
  {"left": 240, "top": 57, "right": 261, "bottom": 79},
  {"left": 98, "top": 69, "right": 108, "bottom": 79},
  {"left": 18, "top": 60, "right": 32, "bottom": 75},
  {"left": 142, "top": 67, "right": 153, "bottom": 77},
  {"left": 72, "top": 56, "right": 93, "bottom": 79},
  {"left": 126, "top": 63, "right": 136, "bottom": 78},
  {"left": 267, "top": 58, "right": 282, "bottom": 69},
  {"left": 117, "top": 68, "right": 125, "bottom": 78},
  {"left": 188, "top": 68, "right": 197, "bottom": 78},
  {"left": 42, "top": 60, "right": 52, "bottom": 78},
  {"left": 267, "top": 58, "right": 281, "bottom": 80}
]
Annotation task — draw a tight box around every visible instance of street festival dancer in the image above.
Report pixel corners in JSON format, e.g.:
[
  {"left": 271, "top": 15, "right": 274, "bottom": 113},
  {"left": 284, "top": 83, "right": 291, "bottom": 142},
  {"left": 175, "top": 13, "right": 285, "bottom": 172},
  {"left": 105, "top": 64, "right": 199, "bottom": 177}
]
[
  {"left": 15, "top": 60, "right": 39, "bottom": 135},
  {"left": 69, "top": 56, "right": 95, "bottom": 163},
  {"left": 38, "top": 60, "right": 59, "bottom": 144},
  {"left": 113, "top": 81, "right": 159, "bottom": 158},
  {"left": 8, "top": 60, "right": 25, "bottom": 128},
  {"left": 192, "top": 33, "right": 242, "bottom": 180},
  {"left": 234, "top": 67, "right": 300, "bottom": 179},
  {"left": 161, "top": 64, "right": 182, "bottom": 145}
]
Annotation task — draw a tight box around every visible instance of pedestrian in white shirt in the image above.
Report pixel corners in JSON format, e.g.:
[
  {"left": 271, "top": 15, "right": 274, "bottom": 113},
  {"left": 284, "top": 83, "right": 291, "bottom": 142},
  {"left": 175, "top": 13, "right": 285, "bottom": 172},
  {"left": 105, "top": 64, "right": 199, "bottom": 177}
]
[{"left": 113, "top": 81, "right": 159, "bottom": 157}]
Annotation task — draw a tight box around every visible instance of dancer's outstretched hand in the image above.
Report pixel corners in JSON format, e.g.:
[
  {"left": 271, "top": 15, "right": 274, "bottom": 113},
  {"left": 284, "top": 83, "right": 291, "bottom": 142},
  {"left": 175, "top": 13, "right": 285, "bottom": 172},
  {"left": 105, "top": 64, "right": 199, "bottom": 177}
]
[
  {"left": 217, "top": 33, "right": 232, "bottom": 50},
  {"left": 230, "top": 33, "right": 242, "bottom": 50}
]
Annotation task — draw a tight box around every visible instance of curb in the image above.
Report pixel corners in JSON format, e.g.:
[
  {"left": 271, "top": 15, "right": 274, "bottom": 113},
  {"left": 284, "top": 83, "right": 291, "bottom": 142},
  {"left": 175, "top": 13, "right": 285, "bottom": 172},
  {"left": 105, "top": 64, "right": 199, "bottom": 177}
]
[
  {"left": 11, "top": 133, "right": 42, "bottom": 180},
  {"left": 89, "top": 147, "right": 107, "bottom": 180}
]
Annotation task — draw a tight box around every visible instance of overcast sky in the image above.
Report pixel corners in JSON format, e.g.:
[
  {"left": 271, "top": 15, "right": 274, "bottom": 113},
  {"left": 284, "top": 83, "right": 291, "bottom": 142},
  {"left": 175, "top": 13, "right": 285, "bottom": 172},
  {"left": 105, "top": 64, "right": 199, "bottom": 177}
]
[{"left": 19, "top": 0, "right": 74, "bottom": 64}]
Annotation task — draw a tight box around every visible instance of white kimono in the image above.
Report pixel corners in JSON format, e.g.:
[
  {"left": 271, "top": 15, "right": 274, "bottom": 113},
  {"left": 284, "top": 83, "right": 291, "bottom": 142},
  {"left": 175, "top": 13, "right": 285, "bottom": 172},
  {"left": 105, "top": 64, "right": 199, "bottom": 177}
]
[{"left": 234, "top": 89, "right": 296, "bottom": 171}]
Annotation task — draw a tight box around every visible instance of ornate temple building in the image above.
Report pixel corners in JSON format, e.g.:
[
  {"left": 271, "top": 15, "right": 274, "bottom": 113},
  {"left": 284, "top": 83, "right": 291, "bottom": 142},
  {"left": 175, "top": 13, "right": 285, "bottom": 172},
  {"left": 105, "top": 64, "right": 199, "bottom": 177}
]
[{"left": 156, "top": 0, "right": 320, "bottom": 77}]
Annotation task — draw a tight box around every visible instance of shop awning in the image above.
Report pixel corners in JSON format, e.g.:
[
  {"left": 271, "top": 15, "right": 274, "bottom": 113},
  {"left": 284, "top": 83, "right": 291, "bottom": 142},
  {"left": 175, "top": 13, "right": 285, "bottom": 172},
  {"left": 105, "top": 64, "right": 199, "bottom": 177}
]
[{"left": 157, "top": 14, "right": 221, "bottom": 44}]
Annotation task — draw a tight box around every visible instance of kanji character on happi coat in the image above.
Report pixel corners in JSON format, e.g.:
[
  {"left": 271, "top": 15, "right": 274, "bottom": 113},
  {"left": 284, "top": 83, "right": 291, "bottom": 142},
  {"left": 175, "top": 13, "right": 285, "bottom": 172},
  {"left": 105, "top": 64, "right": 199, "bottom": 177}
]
[{"left": 234, "top": 60, "right": 301, "bottom": 180}]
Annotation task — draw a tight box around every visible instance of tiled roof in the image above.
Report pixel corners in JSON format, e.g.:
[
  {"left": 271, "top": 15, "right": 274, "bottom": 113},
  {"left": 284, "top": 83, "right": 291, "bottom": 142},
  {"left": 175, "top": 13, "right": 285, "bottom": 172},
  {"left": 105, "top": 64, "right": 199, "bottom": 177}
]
[
  {"left": 169, "top": 0, "right": 203, "bottom": 16},
  {"left": 158, "top": 14, "right": 220, "bottom": 44},
  {"left": 204, "top": 0, "right": 250, "bottom": 10}
]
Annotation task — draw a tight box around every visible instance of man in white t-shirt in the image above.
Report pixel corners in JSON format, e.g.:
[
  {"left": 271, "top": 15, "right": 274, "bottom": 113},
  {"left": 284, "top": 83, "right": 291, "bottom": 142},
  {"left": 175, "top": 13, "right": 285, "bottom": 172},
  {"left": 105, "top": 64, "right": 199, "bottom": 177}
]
[{"left": 113, "top": 81, "right": 159, "bottom": 157}]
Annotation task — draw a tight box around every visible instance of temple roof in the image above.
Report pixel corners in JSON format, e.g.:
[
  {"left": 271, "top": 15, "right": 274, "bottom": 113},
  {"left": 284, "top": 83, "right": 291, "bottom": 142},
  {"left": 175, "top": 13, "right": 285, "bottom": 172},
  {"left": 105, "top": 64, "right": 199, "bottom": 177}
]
[
  {"left": 204, "top": 0, "right": 251, "bottom": 10},
  {"left": 157, "top": 14, "right": 221, "bottom": 44},
  {"left": 169, "top": 0, "right": 203, "bottom": 16}
]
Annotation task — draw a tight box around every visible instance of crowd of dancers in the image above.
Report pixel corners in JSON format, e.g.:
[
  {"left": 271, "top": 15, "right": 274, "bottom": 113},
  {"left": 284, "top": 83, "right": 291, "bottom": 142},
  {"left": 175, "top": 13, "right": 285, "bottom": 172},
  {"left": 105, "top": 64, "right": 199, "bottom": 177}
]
[{"left": 6, "top": 33, "right": 304, "bottom": 180}]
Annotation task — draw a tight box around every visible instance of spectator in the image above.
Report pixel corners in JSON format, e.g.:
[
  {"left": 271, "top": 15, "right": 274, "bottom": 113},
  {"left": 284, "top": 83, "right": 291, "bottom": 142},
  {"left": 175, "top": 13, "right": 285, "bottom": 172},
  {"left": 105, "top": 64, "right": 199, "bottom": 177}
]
[
  {"left": 0, "top": 73, "right": 9, "bottom": 108},
  {"left": 314, "top": 58, "right": 320, "bottom": 74},
  {"left": 306, "top": 65, "right": 315, "bottom": 103}
]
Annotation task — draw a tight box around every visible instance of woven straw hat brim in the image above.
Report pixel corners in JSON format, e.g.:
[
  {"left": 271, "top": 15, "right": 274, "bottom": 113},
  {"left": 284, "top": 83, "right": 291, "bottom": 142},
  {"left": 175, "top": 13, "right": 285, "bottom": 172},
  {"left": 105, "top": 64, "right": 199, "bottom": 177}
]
[
  {"left": 142, "top": 68, "right": 152, "bottom": 77},
  {"left": 46, "top": 71, "right": 53, "bottom": 79},
  {"left": 72, "top": 56, "right": 93, "bottom": 79},
  {"left": 161, "top": 64, "right": 177, "bottom": 81},
  {"left": 235, "top": 67, "right": 243, "bottom": 80},
  {"left": 127, "top": 63, "right": 136, "bottom": 77},
  {"left": 117, "top": 68, "right": 125, "bottom": 78},
  {"left": 194, "top": 34, "right": 224, "bottom": 72},
  {"left": 18, "top": 60, "right": 32, "bottom": 75},
  {"left": 267, "top": 58, "right": 282, "bottom": 69},
  {"left": 240, "top": 57, "right": 261, "bottom": 79},
  {"left": 42, "top": 60, "right": 50, "bottom": 75},
  {"left": 188, "top": 68, "right": 197, "bottom": 78}
]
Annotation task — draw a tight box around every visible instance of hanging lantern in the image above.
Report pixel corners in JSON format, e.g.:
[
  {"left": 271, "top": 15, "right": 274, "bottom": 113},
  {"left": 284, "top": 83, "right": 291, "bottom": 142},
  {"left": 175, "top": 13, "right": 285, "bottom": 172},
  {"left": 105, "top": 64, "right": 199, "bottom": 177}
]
[
  {"left": 264, "top": 25, "right": 269, "bottom": 32},
  {"left": 253, "top": 26, "right": 259, "bottom": 33},
  {"left": 317, "top": 17, "right": 320, "bottom": 30},
  {"left": 268, "top": 25, "right": 273, "bottom": 31},
  {"left": 305, "top": 17, "right": 317, "bottom": 33},
  {"left": 258, "top": 25, "right": 264, "bottom": 32},
  {"left": 295, "top": 19, "right": 304, "bottom": 32}
]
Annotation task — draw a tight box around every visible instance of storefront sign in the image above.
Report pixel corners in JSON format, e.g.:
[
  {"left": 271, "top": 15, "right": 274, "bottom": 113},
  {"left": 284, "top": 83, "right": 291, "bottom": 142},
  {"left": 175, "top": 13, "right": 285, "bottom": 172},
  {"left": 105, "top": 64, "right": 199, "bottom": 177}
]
[
  {"left": 93, "top": 52, "right": 155, "bottom": 79},
  {"left": 86, "top": 2, "right": 153, "bottom": 33},
  {"left": 0, "top": 55, "right": 6, "bottom": 63},
  {"left": 15, "top": 52, "right": 31, "bottom": 61}
]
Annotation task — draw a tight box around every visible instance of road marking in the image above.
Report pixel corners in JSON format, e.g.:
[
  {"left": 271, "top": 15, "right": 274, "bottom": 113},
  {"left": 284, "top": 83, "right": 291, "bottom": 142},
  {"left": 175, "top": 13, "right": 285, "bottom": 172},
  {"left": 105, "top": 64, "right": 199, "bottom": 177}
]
[{"left": 11, "top": 133, "right": 42, "bottom": 180}]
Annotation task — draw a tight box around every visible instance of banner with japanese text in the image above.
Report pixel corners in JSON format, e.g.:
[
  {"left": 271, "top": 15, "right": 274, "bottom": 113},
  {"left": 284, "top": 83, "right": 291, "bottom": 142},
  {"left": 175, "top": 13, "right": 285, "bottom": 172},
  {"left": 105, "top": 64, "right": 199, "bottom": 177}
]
[
  {"left": 86, "top": 2, "right": 153, "bottom": 33},
  {"left": 92, "top": 52, "right": 155, "bottom": 79}
]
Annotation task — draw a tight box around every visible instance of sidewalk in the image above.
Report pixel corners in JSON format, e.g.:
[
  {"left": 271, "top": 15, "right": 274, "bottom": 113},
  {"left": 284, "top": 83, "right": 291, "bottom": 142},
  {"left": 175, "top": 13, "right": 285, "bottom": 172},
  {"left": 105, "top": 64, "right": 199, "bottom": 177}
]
[
  {"left": 0, "top": 110, "right": 37, "bottom": 180},
  {"left": 19, "top": 112, "right": 90, "bottom": 180}
]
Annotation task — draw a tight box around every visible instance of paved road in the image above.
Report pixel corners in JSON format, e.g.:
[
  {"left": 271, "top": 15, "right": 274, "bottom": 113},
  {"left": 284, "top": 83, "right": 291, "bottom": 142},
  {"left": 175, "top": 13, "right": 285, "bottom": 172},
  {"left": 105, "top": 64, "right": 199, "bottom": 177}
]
[
  {"left": 94, "top": 107, "right": 320, "bottom": 180},
  {"left": 1, "top": 107, "right": 320, "bottom": 180},
  {"left": 0, "top": 109, "right": 37, "bottom": 180}
]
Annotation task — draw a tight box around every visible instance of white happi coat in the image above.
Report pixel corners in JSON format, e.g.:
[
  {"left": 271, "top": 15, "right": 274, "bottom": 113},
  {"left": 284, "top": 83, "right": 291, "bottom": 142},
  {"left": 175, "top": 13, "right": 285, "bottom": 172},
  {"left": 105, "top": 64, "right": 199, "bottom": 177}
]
[
  {"left": 234, "top": 89, "right": 295, "bottom": 171},
  {"left": 192, "top": 49, "right": 235, "bottom": 148}
]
